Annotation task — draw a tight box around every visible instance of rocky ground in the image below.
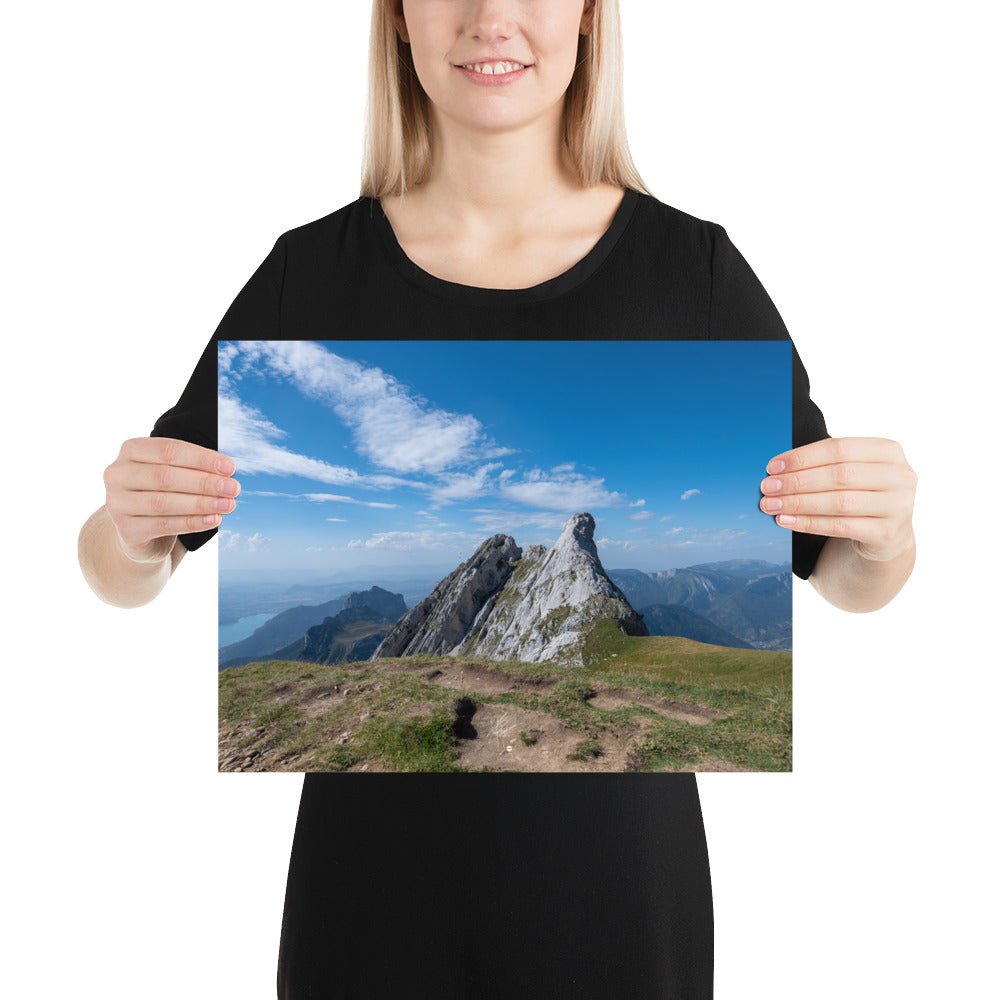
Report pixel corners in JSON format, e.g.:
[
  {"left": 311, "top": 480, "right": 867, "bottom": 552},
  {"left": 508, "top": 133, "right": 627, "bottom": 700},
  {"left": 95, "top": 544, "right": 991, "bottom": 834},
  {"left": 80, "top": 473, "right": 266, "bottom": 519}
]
[{"left": 217, "top": 653, "right": 751, "bottom": 774}]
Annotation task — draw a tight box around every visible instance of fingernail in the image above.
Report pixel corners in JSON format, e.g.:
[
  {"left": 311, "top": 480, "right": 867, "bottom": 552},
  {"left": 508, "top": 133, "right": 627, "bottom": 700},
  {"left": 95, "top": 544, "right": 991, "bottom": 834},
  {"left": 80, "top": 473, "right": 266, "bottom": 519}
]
[
  {"left": 761, "top": 478, "right": 782, "bottom": 493},
  {"left": 216, "top": 457, "right": 236, "bottom": 476},
  {"left": 203, "top": 514, "right": 220, "bottom": 526},
  {"left": 767, "top": 459, "right": 785, "bottom": 474},
  {"left": 777, "top": 514, "right": 796, "bottom": 526},
  {"left": 761, "top": 497, "right": 782, "bottom": 512}
]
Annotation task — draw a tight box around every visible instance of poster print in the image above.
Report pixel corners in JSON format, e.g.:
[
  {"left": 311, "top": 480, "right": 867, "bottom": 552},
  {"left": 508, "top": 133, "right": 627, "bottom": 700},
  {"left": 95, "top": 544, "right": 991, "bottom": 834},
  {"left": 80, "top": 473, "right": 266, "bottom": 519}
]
[{"left": 218, "top": 340, "right": 792, "bottom": 773}]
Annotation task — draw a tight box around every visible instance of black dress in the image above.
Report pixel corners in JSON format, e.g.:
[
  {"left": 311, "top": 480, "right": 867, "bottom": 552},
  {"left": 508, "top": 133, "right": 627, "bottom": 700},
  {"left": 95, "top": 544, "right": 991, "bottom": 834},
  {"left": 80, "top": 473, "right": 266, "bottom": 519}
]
[{"left": 152, "top": 188, "right": 830, "bottom": 998}]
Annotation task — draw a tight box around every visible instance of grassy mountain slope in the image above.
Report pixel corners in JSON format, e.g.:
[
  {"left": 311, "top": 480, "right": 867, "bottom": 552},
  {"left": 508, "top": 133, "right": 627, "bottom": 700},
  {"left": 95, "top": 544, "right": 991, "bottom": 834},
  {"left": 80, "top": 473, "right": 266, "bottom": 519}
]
[{"left": 219, "top": 618, "right": 791, "bottom": 774}]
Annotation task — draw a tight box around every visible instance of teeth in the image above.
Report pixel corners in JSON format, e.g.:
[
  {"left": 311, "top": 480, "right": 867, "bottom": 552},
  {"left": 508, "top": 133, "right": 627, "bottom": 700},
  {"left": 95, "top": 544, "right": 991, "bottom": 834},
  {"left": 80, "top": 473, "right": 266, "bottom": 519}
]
[{"left": 463, "top": 61, "right": 525, "bottom": 75}]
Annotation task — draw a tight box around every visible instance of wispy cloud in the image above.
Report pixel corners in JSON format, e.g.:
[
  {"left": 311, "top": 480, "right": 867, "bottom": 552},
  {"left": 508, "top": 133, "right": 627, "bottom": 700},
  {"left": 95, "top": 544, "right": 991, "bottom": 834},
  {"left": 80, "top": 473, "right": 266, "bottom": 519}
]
[
  {"left": 224, "top": 341, "right": 513, "bottom": 475},
  {"left": 346, "top": 529, "right": 483, "bottom": 552},
  {"left": 595, "top": 536, "right": 642, "bottom": 553},
  {"left": 659, "top": 526, "right": 749, "bottom": 545},
  {"left": 219, "top": 395, "right": 411, "bottom": 489},
  {"left": 426, "top": 463, "right": 503, "bottom": 507},
  {"left": 467, "top": 510, "right": 569, "bottom": 534},
  {"left": 628, "top": 510, "right": 654, "bottom": 521},
  {"left": 241, "top": 489, "right": 399, "bottom": 509},
  {"left": 220, "top": 529, "right": 271, "bottom": 553},
  {"left": 498, "top": 465, "right": 626, "bottom": 511},
  {"left": 304, "top": 493, "right": 399, "bottom": 509},
  {"left": 680, "top": 488, "right": 701, "bottom": 501}
]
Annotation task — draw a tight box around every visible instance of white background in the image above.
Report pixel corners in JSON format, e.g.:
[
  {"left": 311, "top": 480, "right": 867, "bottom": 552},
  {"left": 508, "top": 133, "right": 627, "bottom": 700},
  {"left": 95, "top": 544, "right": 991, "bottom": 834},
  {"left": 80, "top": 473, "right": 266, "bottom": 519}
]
[{"left": 4, "top": 2, "right": 996, "bottom": 997}]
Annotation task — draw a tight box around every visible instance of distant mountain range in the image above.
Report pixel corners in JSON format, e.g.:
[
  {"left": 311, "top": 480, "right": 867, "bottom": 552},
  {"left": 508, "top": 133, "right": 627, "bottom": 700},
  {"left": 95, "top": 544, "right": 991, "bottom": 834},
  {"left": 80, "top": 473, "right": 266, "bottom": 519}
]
[
  {"left": 219, "top": 586, "right": 406, "bottom": 669},
  {"left": 608, "top": 562, "right": 792, "bottom": 650},
  {"left": 637, "top": 605, "right": 752, "bottom": 649},
  {"left": 218, "top": 551, "right": 792, "bottom": 672}
]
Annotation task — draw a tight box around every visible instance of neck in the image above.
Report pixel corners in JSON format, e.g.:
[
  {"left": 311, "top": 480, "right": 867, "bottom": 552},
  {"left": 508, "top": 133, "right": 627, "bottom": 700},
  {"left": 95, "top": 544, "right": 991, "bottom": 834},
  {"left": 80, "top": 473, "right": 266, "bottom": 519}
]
[{"left": 410, "top": 105, "right": 585, "bottom": 235}]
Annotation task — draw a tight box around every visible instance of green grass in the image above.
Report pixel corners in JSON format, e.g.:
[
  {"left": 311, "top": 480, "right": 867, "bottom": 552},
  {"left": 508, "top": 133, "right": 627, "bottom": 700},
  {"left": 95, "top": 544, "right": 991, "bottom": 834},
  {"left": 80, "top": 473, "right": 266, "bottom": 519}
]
[
  {"left": 582, "top": 618, "right": 791, "bottom": 690},
  {"left": 218, "top": 625, "right": 793, "bottom": 772}
]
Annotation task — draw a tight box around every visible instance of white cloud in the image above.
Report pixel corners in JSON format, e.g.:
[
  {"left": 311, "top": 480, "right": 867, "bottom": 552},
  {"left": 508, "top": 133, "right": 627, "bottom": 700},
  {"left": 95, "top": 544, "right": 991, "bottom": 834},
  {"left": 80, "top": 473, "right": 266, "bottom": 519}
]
[
  {"left": 224, "top": 341, "right": 510, "bottom": 475},
  {"left": 628, "top": 510, "right": 654, "bottom": 521},
  {"left": 595, "top": 536, "right": 641, "bottom": 553},
  {"left": 325, "top": 518, "right": 347, "bottom": 522},
  {"left": 303, "top": 493, "right": 399, "bottom": 509},
  {"left": 219, "top": 529, "right": 270, "bottom": 553},
  {"left": 240, "top": 489, "right": 398, "bottom": 509},
  {"left": 468, "top": 510, "right": 569, "bottom": 534},
  {"left": 346, "top": 529, "right": 483, "bottom": 552},
  {"left": 219, "top": 394, "right": 411, "bottom": 489},
  {"left": 427, "top": 463, "right": 503, "bottom": 506},
  {"left": 498, "top": 465, "right": 626, "bottom": 511},
  {"left": 680, "top": 489, "right": 701, "bottom": 501},
  {"left": 629, "top": 499, "right": 646, "bottom": 507},
  {"left": 659, "top": 526, "right": 750, "bottom": 545}
]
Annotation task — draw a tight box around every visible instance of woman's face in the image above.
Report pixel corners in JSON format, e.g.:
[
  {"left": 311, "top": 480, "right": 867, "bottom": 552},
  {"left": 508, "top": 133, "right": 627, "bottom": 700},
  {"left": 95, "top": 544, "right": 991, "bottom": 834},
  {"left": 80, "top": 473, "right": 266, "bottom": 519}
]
[{"left": 394, "top": 0, "right": 593, "bottom": 135}]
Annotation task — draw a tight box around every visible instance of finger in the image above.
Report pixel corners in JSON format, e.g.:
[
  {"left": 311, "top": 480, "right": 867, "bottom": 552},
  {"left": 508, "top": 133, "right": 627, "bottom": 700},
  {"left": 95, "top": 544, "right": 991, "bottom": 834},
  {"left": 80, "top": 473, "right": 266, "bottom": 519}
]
[
  {"left": 113, "top": 490, "right": 239, "bottom": 518},
  {"left": 120, "top": 437, "right": 237, "bottom": 476},
  {"left": 772, "top": 512, "right": 885, "bottom": 543},
  {"left": 760, "top": 490, "right": 895, "bottom": 518},
  {"left": 761, "top": 462, "right": 912, "bottom": 497},
  {"left": 766, "top": 437, "right": 904, "bottom": 476},
  {"left": 110, "top": 461, "right": 241, "bottom": 499},
  {"left": 116, "top": 511, "right": 226, "bottom": 547}
]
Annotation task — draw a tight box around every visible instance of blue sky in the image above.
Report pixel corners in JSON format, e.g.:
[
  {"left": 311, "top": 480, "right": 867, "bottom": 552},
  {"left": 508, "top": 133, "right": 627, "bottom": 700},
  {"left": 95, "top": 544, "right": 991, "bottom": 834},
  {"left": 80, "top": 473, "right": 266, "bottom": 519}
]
[{"left": 218, "top": 340, "right": 791, "bottom": 576}]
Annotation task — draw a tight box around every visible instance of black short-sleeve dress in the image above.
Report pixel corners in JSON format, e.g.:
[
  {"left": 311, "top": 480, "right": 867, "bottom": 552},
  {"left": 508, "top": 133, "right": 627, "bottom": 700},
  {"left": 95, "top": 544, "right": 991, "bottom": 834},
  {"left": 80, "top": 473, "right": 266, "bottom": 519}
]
[{"left": 151, "top": 188, "right": 830, "bottom": 999}]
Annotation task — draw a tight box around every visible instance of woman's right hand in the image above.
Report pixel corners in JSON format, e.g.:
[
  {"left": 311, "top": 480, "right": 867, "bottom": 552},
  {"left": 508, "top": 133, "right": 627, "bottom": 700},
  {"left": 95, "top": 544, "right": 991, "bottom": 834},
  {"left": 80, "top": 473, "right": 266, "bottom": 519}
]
[{"left": 103, "top": 437, "right": 240, "bottom": 563}]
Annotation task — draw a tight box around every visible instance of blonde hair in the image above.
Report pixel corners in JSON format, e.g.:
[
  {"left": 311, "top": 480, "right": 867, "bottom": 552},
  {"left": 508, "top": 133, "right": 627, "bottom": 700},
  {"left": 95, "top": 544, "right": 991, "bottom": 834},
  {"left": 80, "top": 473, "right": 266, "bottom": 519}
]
[{"left": 359, "top": 0, "right": 651, "bottom": 199}]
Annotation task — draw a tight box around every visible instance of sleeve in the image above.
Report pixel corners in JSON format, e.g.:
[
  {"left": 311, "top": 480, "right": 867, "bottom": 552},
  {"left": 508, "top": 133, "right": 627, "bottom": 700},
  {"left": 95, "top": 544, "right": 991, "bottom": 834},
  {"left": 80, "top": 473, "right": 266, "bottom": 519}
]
[
  {"left": 149, "top": 232, "right": 287, "bottom": 552},
  {"left": 708, "top": 223, "right": 831, "bottom": 581}
]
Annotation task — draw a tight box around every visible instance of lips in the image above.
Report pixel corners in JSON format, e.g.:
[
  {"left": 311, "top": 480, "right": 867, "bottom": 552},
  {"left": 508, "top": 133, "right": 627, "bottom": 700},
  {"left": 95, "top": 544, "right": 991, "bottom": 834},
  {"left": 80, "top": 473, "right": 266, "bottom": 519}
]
[{"left": 454, "top": 62, "right": 532, "bottom": 86}]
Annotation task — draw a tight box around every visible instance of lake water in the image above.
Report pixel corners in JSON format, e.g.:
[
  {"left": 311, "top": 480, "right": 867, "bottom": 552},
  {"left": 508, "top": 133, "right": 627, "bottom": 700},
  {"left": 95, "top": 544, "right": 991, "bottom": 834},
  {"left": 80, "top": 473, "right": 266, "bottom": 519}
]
[{"left": 218, "top": 613, "right": 275, "bottom": 649}]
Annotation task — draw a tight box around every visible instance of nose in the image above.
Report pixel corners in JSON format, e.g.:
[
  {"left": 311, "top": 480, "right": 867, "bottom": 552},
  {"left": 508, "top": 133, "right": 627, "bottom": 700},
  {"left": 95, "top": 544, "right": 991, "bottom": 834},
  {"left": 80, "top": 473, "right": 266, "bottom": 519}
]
[{"left": 464, "top": 0, "right": 517, "bottom": 43}]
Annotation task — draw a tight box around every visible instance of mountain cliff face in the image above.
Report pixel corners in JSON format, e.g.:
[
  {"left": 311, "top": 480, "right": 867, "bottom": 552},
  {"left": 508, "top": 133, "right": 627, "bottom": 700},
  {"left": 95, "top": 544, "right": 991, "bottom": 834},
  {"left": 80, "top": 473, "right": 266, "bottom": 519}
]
[
  {"left": 342, "top": 586, "right": 407, "bottom": 620},
  {"left": 372, "top": 534, "right": 522, "bottom": 658},
  {"left": 372, "top": 513, "right": 647, "bottom": 667}
]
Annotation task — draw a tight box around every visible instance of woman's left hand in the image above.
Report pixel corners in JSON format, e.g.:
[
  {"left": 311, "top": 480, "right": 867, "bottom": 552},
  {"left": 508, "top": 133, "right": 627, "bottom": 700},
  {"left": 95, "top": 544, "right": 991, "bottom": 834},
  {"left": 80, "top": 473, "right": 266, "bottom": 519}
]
[{"left": 760, "top": 437, "right": 917, "bottom": 562}]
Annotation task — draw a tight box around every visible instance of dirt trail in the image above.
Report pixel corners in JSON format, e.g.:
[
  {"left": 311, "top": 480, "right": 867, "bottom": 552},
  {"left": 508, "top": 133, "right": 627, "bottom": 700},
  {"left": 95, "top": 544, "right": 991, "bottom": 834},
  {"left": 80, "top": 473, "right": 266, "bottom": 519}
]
[
  {"left": 219, "top": 656, "right": 733, "bottom": 773},
  {"left": 587, "top": 688, "right": 727, "bottom": 725}
]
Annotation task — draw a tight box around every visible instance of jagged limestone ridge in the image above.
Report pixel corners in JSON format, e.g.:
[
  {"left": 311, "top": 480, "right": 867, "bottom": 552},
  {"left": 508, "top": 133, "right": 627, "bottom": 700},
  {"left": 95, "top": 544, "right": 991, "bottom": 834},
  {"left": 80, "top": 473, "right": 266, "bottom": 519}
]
[
  {"left": 371, "top": 534, "right": 522, "bottom": 659},
  {"left": 462, "top": 513, "right": 648, "bottom": 666}
]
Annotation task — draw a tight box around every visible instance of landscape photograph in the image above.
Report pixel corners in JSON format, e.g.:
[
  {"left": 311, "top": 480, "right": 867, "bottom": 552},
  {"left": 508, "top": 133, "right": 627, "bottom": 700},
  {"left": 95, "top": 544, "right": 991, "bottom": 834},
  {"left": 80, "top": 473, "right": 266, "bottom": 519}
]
[{"left": 218, "top": 339, "right": 793, "bottom": 773}]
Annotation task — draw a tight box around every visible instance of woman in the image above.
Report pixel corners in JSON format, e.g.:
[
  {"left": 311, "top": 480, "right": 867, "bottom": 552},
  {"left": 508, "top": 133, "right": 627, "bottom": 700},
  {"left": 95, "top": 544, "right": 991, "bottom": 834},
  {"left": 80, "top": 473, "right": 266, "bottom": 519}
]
[{"left": 79, "top": 1, "right": 916, "bottom": 996}]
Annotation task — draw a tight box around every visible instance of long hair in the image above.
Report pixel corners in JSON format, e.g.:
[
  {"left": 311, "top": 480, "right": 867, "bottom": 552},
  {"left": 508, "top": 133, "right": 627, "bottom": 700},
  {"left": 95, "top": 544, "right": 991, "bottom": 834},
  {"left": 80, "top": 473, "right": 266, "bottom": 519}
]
[{"left": 360, "top": 0, "right": 651, "bottom": 199}]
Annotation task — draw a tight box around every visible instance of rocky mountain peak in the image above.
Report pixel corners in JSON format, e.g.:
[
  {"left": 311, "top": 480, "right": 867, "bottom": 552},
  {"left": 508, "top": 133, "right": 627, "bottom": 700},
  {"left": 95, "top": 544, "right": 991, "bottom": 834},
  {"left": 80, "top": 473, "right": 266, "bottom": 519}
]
[
  {"left": 372, "top": 513, "right": 647, "bottom": 667},
  {"left": 372, "top": 534, "right": 522, "bottom": 660},
  {"left": 343, "top": 585, "right": 407, "bottom": 621},
  {"left": 555, "top": 511, "right": 597, "bottom": 554}
]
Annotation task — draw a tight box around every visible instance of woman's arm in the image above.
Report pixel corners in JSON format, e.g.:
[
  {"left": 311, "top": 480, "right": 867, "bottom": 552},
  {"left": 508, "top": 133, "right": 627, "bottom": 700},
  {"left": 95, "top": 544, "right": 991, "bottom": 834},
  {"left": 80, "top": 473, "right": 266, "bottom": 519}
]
[
  {"left": 761, "top": 437, "right": 918, "bottom": 612},
  {"left": 78, "top": 506, "right": 188, "bottom": 609},
  {"left": 78, "top": 437, "right": 239, "bottom": 609}
]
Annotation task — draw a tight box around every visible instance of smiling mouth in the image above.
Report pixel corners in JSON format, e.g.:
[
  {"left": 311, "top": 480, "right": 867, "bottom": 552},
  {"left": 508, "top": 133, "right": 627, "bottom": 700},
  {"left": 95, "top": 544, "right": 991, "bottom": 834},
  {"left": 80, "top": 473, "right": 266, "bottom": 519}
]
[{"left": 456, "top": 61, "right": 530, "bottom": 76}]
